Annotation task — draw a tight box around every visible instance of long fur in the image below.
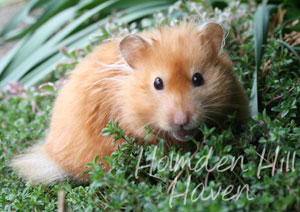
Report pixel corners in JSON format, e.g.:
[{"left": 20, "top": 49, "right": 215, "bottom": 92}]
[
  {"left": 11, "top": 21, "right": 249, "bottom": 184},
  {"left": 10, "top": 146, "right": 68, "bottom": 183}
]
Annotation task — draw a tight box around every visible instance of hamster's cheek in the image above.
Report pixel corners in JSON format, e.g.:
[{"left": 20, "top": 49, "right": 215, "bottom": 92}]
[
  {"left": 186, "top": 94, "right": 206, "bottom": 124},
  {"left": 151, "top": 102, "right": 173, "bottom": 132},
  {"left": 187, "top": 105, "right": 204, "bottom": 127}
]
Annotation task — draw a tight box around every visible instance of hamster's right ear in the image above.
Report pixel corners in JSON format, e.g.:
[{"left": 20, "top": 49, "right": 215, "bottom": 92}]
[
  {"left": 198, "top": 22, "right": 224, "bottom": 55},
  {"left": 119, "top": 35, "right": 150, "bottom": 68}
]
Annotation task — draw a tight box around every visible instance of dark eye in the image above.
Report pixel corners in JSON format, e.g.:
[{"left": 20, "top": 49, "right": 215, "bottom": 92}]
[
  {"left": 192, "top": 72, "right": 204, "bottom": 87},
  {"left": 154, "top": 77, "right": 164, "bottom": 90}
]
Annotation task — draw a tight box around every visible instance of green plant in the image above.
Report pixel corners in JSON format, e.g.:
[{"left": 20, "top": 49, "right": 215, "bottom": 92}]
[{"left": 1, "top": 0, "right": 300, "bottom": 211}]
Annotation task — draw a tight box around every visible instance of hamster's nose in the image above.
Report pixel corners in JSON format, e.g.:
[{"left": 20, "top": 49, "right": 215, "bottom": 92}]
[{"left": 173, "top": 111, "right": 190, "bottom": 127}]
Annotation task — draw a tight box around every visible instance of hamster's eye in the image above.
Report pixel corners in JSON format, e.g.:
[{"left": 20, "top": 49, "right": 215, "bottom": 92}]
[
  {"left": 154, "top": 77, "right": 164, "bottom": 90},
  {"left": 192, "top": 72, "right": 204, "bottom": 87}
]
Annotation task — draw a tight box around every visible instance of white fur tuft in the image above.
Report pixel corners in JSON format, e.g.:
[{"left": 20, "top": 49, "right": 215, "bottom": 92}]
[{"left": 10, "top": 145, "right": 68, "bottom": 184}]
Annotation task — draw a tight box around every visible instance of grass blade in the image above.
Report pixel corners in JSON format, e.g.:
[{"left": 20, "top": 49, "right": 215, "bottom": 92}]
[
  {"left": 1, "top": 7, "right": 78, "bottom": 76},
  {"left": 0, "top": 0, "right": 172, "bottom": 88},
  {"left": 0, "top": 37, "right": 28, "bottom": 77},
  {"left": 250, "top": 4, "right": 276, "bottom": 116},
  {"left": 277, "top": 39, "right": 300, "bottom": 64},
  {"left": 0, "top": 0, "right": 118, "bottom": 87},
  {"left": 0, "top": 0, "right": 38, "bottom": 38},
  {"left": 21, "top": 3, "right": 171, "bottom": 86},
  {"left": 1, "top": 0, "right": 81, "bottom": 41}
]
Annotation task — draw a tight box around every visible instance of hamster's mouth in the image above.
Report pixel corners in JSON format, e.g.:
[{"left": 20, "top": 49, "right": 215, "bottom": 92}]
[{"left": 172, "top": 128, "right": 195, "bottom": 142}]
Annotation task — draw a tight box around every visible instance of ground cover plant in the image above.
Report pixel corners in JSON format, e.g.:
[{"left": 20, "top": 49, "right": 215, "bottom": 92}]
[{"left": 1, "top": 0, "right": 300, "bottom": 211}]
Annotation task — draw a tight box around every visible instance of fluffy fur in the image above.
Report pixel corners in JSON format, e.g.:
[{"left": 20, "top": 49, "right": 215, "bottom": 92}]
[{"left": 11, "top": 22, "right": 249, "bottom": 184}]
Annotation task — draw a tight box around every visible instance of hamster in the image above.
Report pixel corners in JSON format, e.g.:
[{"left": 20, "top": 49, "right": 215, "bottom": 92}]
[{"left": 11, "top": 22, "right": 249, "bottom": 184}]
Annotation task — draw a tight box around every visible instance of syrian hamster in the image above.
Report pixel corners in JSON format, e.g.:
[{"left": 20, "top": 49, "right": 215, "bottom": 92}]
[{"left": 11, "top": 22, "right": 249, "bottom": 183}]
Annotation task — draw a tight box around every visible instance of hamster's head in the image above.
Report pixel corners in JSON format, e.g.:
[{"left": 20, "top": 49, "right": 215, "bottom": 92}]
[{"left": 119, "top": 22, "right": 249, "bottom": 142}]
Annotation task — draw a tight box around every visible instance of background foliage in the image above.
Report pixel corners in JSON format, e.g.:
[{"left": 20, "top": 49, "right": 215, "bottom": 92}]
[{"left": 1, "top": 0, "right": 300, "bottom": 211}]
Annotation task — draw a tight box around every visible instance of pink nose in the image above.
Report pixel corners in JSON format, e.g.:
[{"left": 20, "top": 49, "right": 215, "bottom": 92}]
[{"left": 173, "top": 111, "right": 189, "bottom": 126}]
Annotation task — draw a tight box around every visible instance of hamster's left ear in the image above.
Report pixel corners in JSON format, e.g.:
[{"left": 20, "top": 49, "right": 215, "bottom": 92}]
[
  {"left": 198, "top": 22, "right": 224, "bottom": 55},
  {"left": 119, "top": 35, "right": 150, "bottom": 68}
]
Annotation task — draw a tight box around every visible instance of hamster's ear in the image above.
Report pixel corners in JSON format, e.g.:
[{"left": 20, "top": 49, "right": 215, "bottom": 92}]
[
  {"left": 198, "top": 22, "right": 223, "bottom": 55},
  {"left": 119, "top": 35, "right": 150, "bottom": 68}
]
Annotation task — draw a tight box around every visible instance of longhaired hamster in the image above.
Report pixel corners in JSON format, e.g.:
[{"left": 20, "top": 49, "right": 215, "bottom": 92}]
[{"left": 11, "top": 22, "right": 249, "bottom": 183}]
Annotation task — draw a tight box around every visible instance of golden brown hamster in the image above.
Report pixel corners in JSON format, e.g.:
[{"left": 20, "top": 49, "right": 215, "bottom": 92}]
[{"left": 11, "top": 22, "right": 249, "bottom": 184}]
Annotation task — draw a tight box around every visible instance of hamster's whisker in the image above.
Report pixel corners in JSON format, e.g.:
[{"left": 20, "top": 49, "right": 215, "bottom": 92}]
[
  {"left": 94, "top": 59, "right": 132, "bottom": 73},
  {"left": 135, "top": 121, "right": 156, "bottom": 135},
  {"left": 201, "top": 92, "right": 243, "bottom": 105},
  {"left": 201, "top": 92, "right": 232, "bottom": 99},
  {"left": 200, "top": 114, "right": 220, "bottom": 126},
  {"left": 202, "top": 102, "right": 246, "bottom": 109},
  {"left": 156, "top": 129, "right": 163, "bottom": 138},
  {"left": 101, "top": 77, "right": 125, "bottom": 83},
  {"left": 205, "top": 110, "right": 228, "bottom": 118},
  {"left": 91, "top": 76, "right": 127, "bottom": 87},
  {"left": 202, "top": 103, "right": 234, "bottom": 108},
  {"left": 162, "top": 131, "right": 172, "bottom": 147}
]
